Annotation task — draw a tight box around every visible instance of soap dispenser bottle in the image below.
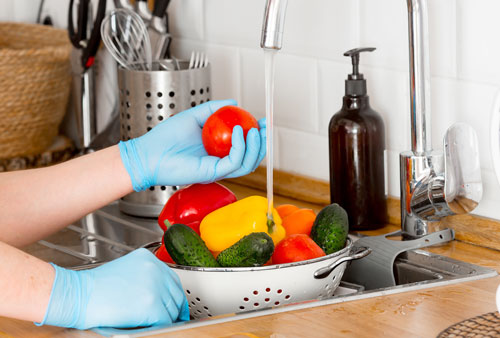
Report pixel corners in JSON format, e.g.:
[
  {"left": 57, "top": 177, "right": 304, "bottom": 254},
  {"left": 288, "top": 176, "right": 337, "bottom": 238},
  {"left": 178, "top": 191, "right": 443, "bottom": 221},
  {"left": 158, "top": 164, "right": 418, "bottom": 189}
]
[{"left": 329, "top": 47, "right": 387, "bottom": 230}]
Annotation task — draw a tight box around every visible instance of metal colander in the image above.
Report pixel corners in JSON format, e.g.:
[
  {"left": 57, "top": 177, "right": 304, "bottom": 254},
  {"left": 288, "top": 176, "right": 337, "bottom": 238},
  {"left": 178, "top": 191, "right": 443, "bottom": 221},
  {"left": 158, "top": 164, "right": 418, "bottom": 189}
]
[
  {"left": 117, "top": 61, "right": 211, "bottom": 217},
  {"left": 146, "top": 238, "right": 370, "bottom": 319}
]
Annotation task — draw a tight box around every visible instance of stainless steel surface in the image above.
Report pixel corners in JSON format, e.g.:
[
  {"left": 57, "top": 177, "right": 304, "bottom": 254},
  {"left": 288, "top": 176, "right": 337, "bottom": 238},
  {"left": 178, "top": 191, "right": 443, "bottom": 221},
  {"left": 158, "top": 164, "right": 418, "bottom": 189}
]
[
  {"left": 401, "top": 123, "right": 483, "bottom": 237},
  {"left": 26, "top": 203, "right": 496, "bottom": 336},
  {"left": 401, "top": 2, "right": 483, "bottom": 237},
  {"left": 117, "top": 61, "right": 211, "bottom": 217},
  {"left": 407, "top": 0, "right": 431, "bottom": 155},
  {"left": 26, "top": 203, "right": 162, "bottom": 268},
  {"left": 188, "top": 51, "right": 208, "bottom": 69},
  {"left": 148, "top": 16, "right": 168, "bottom": 60},
  {"left": 260, "top": 0, "right": 288, "bottom": 50},
  {"left": 101, "top": 8, "right": 152, "bottom": 71}
]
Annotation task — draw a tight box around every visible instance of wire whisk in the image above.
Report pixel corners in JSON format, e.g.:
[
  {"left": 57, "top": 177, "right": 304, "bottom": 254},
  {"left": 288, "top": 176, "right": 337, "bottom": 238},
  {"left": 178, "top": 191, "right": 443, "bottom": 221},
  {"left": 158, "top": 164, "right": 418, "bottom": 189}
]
[{"left": 100, "top": 8, "right": 152, "bottom": 71}]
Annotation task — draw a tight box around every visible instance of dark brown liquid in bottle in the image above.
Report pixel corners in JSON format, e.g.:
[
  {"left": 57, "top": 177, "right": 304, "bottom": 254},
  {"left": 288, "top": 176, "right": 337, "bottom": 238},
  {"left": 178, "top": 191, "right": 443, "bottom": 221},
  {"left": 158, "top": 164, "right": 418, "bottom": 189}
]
[{"left": 329, "top": 96, "right": 387, "bottom": 230}]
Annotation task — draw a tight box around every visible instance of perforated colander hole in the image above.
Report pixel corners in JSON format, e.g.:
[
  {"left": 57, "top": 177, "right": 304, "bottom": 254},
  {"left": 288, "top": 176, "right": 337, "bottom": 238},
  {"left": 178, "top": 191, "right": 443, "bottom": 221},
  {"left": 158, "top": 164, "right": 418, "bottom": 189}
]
[
  {"left": 158, "top": 115, "right": 163, "bottom": 121},
  {"left": 149, "top": 187, "right": 155, "bottom": 191},
  {"left": 172, "top": 186, "right": 179, "bottom": 191},
  {"left": 126, "top": 113, "right": 130, "bottom": 119},
  {"left": 147, "top": 127, "right": 152, "bottom": 132},
  {"left": 146, "top": 115, "right": 152, "bottom": 121},
  {"left": 253, "top": 290, "right": 259, "bottom": 295},
  {"left": 204, "top": 306, "right": 208, "bottom": 310},
  {"left": 146, "top": 103, "right": 152, "bottom": 109},
  {"left": 169, "top": 91, "right": 175, "bottom": 97},
  {"left": 127, "top": 125, "right": 131, "bottom": 131},
  {"left": 275, "top": 301, "right": 280, "bottom": 306},
  {"left": 243, "top": 297, "right": 249, "bottom": 302},
  {"left": 200, "top": 100, "right": 204, "bottom": 104},
  {"left": 332, "top": 275, "right": 336, "bottom": 282},
  {"left": 191, "top": 301, "right": 195, "bottom": 305},
  {"left": 254, "top": 303, "right": 259, "bottom": 307},
  {"left": 207, "top": 314, "right": 212, "bottom": 317},
  {"left": 169, "top": 103, "right": 175, "bottom": 109},
  {"left": 145, "top": 91, "right": 151, "bottom": 97},
  {"left": 324, "top": 285, "right": 329, "bottom": 289},
  {"left": 265, "top": 298, "right": 270, "bottom": 302},
  {"left": 126, "top": 90, "right": 130, "bottom": 96},
  {"left": 158, "top": 104, "right": 163, "bottom": 109},
  {"left": 190, "top": 90, "right": 195, "bottom": 96},
  {"left": 277, "top": 289, "right": 282, "bottom": 294},
  {"left": 197, "top": 310, "right": 202, "bottom": 314},
  {"left": 196, "top": 297, "right": 201, "bottom": 302},
  {"left": 200, "top": 88, "right": 204, "bottom": 94},
  {"left": 160, "top": 186, "right": 166, "bottom": 191},
  {"left": 207, "top": 87, "right": 210, "bottom": 93},
  {"left": 285, "top": 295, "right": 290, "bottom": 300},
  {"left": 191, "top": 102, "right": 196, "bottom": 107},
  {"left": 186, "top": 290, "right": 191, "bottom": 294},
  {"left": 239, "top": 306, "right": 245, "bottom": 310},
  {"left": 126, "top": 102, "right": 130, "bottom": 108},
  {"left": 157, "top": 92, "right": 163, "bottom": 97}
]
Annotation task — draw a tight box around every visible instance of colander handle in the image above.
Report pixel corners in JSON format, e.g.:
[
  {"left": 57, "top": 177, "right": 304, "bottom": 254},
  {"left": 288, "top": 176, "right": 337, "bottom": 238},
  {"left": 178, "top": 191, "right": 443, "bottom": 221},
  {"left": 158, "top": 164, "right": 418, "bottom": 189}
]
[{"left": 313, "top": 246, "right": 372, "bottom": 279}]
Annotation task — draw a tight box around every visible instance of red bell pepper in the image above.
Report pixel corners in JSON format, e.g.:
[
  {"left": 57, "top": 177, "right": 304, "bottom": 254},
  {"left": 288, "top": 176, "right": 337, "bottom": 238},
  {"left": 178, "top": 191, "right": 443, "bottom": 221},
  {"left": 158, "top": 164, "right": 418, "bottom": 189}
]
[{"left": 157, "top": 182, "right": 237, "bottom": 235}]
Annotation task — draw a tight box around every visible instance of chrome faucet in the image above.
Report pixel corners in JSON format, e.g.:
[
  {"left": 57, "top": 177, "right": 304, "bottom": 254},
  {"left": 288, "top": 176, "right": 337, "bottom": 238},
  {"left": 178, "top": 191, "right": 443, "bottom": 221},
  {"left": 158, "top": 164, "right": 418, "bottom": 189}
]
[{"left": 261, "top": 0, "right": 483, "bottom": 238}]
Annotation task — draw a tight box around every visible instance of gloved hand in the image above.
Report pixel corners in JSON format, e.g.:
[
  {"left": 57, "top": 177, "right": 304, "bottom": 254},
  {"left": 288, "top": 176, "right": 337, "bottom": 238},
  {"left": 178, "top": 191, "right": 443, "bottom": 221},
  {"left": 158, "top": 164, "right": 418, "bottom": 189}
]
[
  {"left": 37, "top": 249, "right": 189, "bottom": 329},
  {"left": 118, "top": 99, "right": 267, "bottom": 191}
]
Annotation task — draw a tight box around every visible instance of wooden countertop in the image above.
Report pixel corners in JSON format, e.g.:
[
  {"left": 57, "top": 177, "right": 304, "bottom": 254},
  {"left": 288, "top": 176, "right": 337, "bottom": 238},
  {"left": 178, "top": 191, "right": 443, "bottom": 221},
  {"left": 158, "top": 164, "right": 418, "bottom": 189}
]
[{"left": 2, "top": 181, "right": 500, "bottom": 338}]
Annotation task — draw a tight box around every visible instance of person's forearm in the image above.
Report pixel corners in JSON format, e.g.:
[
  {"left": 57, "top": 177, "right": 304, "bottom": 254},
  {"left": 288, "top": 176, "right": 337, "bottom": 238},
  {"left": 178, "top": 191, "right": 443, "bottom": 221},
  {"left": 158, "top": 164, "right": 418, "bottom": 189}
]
[
  {"left": 0, "top": 241, "right": 54, "bottom": 323},
  {"left": 0, "top": 145, "right": 133, "bottom": 247}
]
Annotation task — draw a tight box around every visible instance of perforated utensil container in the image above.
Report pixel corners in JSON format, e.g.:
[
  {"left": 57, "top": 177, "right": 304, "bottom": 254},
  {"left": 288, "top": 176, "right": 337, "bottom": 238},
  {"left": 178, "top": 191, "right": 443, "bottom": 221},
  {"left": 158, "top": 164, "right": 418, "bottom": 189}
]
[{"left": 118, "top": 61, "right": 211, "bottom": 217}]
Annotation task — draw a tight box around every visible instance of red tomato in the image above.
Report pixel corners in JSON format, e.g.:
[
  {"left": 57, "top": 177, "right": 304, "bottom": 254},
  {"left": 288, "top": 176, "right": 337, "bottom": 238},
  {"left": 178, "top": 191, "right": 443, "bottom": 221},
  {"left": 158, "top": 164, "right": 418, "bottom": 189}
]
[
  {"left": 155, "top": 243, "right": 174, "bottom": 264},
  {"left": 202, "top": 105, "right": 259, "bottom": 158},
  {"left": 272, "top": 234, "right": 326, "bottom": 264}
]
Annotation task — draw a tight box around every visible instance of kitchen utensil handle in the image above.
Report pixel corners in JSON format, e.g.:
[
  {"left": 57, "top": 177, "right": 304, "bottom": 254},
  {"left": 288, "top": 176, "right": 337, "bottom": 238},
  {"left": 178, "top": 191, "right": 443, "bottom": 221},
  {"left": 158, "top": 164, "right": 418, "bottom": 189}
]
[
  {"left": 152, "top": 0, "right": 169, "bottom": 18},
  {"left": 313, "top": 247, "right": 372, "bottom": 279}
]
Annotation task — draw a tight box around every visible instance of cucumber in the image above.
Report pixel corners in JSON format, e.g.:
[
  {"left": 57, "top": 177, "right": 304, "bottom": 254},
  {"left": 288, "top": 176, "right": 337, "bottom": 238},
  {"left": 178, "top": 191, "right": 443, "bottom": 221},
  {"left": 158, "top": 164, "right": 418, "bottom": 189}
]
[
  {"left": 163, "top": 223, "right": 220, "bottom": 267},
  {"left": 310, "top": 203, "right": 349, "bottom": 255},
  {"left": 217, "top": 232, "right": 274, "bottom": 267}
]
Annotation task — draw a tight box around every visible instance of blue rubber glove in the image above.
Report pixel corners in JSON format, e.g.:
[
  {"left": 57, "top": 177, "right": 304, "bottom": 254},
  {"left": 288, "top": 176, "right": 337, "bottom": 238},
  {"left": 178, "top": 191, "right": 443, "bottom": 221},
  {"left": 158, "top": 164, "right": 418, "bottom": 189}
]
[
  {"left": 36, "top": 249, "right": 189, "bottom": 330},
  {"left": 118, "top": 99, "right": 267, "bottom": 191}
]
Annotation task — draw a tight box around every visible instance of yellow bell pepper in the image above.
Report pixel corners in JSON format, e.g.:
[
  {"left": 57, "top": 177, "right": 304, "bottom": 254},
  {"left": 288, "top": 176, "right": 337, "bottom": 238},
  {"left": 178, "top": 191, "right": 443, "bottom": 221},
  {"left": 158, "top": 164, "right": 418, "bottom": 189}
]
[{"left": 200, "top": 195, "right": 286, "bottom": 252}]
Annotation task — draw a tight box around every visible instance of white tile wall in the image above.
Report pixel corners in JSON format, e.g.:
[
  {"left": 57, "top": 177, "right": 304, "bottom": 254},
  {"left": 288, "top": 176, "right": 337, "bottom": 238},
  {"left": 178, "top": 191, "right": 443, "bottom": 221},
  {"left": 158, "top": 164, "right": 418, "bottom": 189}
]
[{"left": 4, "top": 0, "right": 500, "bottom": 221}]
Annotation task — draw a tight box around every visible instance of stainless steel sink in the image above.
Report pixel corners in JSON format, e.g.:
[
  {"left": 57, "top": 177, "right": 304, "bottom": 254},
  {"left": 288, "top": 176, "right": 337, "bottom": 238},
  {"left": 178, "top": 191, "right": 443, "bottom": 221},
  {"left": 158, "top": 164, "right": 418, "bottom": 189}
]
[{"left": 24, "top": 202, "right": 498, "bottom": 337}]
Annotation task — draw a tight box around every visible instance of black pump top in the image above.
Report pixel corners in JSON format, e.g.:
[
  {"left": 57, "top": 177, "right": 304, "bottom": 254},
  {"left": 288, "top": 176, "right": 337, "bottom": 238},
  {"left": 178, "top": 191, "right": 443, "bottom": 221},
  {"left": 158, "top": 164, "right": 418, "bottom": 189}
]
[{"left": 344, "top": 47, "right": 376, "bottom": 96}]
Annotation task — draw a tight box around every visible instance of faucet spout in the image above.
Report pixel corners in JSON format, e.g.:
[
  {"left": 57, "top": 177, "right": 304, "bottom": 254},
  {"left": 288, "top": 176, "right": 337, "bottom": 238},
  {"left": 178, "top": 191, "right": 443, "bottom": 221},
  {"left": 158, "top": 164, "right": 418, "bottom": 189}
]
[
  {"left": 261, "top": 0, "right": 288, "bottom": 50},
  {"left": 407, "top": 0, "right": 432, "bottom": 155}
]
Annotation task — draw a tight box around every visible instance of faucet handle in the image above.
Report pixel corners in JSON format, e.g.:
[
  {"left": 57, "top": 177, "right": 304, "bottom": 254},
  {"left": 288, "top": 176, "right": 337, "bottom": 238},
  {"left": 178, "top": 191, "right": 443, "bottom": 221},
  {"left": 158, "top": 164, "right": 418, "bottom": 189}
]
[{"left": 443, "top": 123, "right": 483, "bottom": 214}]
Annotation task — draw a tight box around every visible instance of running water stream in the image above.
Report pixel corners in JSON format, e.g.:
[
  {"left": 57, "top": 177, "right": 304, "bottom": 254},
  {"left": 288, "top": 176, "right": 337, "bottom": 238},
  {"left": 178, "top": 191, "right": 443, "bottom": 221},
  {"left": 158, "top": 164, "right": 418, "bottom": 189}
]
[{"left": 264, "top": 49, "right": 276, "bottom": 229}]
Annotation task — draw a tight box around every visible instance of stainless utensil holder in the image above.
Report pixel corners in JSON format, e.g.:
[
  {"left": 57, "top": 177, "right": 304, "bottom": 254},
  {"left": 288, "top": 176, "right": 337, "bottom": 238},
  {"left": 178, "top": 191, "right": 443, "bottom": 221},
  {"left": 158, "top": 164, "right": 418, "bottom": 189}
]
[{"left": 117, "top": 60, "right": 211, "bottom": 217}]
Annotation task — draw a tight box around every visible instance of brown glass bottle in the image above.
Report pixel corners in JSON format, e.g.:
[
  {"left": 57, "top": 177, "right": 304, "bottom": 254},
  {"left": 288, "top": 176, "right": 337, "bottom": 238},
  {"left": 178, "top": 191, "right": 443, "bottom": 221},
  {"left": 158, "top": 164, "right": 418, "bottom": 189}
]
[{"left": 329, "top": 47, "right": 387, "bottom": 230}]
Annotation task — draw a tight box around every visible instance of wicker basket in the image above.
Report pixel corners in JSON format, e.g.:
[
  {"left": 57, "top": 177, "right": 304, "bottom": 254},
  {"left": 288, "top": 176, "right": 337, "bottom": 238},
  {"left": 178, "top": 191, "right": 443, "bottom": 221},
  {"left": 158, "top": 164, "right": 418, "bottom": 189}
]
[{"left": 0, "top": 22, "right": 72, "bottom": 159}]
